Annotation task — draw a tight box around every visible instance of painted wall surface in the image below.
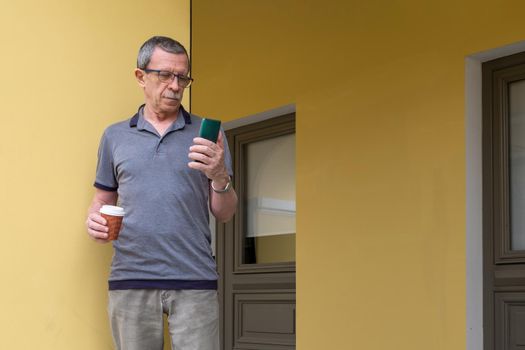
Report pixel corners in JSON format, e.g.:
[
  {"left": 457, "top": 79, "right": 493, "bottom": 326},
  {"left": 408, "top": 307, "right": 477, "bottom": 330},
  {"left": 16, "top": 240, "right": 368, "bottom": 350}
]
[
  {"left": 191, "top": 1, "right": 525, "bottom": 349},
  {"left": 0, "top": 1, "right": 189, "bottom": 348}
]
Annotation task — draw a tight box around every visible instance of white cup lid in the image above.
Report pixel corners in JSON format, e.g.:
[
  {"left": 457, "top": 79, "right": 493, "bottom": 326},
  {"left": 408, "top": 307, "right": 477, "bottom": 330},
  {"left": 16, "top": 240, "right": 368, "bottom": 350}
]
[{"left": 99, "top": 205, "right": 125, "bottom": 216}]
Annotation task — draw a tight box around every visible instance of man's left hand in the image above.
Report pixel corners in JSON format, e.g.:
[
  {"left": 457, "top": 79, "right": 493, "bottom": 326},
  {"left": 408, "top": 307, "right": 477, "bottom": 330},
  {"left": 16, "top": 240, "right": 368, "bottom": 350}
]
[{"left": 188, "top": 132, "right": 229, "bottom": 185}]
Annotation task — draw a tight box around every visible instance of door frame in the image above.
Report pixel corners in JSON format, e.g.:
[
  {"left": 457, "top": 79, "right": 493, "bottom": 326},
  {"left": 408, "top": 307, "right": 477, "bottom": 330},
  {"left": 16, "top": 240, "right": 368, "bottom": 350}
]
[
  {"left": 466, "top": 40, "right": 525, "bottom": 350},
  {"left": 217, "top": 104, "right": 296, "bottom": 350}
]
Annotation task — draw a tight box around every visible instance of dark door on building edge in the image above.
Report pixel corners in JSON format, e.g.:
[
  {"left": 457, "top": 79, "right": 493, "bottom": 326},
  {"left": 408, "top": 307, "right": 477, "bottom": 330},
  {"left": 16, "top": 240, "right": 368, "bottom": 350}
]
[
  {"left": 217, "top": 113, "right": 296, "bottom": 350},
  {"left": 483, "top": 52, "right": 525, "bottom": 350}
]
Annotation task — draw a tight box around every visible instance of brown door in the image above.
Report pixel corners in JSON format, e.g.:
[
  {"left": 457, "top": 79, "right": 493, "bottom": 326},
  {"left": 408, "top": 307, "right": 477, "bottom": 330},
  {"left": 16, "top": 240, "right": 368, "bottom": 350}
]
[
  {"left": 217, "top": 113, "right": 296, "bottom": 350},
  {"left": 483, "top": 52, "right": 525, "bottom": 350}
]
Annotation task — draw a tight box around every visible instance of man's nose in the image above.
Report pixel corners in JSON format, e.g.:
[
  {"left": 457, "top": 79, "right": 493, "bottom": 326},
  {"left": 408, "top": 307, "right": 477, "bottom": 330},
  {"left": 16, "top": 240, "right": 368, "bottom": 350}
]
[{"left": 168, "top": 76, "right": 181, "bottom": 91}]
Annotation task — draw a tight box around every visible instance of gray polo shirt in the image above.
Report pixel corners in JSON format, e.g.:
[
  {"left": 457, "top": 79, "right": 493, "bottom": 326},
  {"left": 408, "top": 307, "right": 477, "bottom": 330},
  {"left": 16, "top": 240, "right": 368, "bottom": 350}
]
[{"left": 94, "top": 105, "right": 232, "bottom": 290}]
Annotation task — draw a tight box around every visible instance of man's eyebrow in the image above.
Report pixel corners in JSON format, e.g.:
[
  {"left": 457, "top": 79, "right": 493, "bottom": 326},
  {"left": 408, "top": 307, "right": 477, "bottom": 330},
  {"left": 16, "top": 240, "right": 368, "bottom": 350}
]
[{"left": 157, "top": 69, "right": 189, "bottom": 75}]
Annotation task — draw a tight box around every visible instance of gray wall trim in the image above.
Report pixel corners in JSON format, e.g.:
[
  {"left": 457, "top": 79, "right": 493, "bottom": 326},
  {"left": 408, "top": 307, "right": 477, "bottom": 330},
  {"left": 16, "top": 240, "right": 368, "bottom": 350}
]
[
  {"left": 466, "top": 55, "right": 483, "bottom": 350},
  {"left": 466, "top": 40, "right": 525, "bottom": 350},
  {"left": 223, "top": 104, "right": 296, "bottom": 130}
]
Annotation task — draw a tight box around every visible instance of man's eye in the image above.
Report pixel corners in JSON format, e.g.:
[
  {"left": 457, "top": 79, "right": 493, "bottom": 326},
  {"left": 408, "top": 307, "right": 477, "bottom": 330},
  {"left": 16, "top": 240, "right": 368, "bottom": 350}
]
[{"left": 159, "top": 72, "right": 173, "bottom": 79}]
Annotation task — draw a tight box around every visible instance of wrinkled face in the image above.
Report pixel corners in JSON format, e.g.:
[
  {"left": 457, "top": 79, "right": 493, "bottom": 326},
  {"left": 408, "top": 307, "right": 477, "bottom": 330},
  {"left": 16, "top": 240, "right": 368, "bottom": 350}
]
[{"left": 135, "top": 47, "right": 189, "bottom": 116}]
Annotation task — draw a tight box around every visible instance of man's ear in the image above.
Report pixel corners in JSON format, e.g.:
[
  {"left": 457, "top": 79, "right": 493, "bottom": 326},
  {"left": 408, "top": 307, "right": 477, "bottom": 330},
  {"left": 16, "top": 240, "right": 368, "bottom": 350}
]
[{"left": 135, "top": 68, "right": 145, "bottom": 88}]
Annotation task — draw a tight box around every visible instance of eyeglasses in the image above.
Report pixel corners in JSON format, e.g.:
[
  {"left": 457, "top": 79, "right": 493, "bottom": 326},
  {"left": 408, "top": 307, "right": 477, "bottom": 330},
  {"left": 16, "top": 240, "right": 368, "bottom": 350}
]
[{"left": 143, "top": 69, "right": 193, "bottom": 88}]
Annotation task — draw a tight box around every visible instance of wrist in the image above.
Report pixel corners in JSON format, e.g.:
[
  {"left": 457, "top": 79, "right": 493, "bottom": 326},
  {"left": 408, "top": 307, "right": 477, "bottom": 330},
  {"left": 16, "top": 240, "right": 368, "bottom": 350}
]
[
  {"left": 211, "top": 175, "right": 232, "bottom": 193},
  {"left": 211, "top": 172, "right": 229, "bottom": 187}
]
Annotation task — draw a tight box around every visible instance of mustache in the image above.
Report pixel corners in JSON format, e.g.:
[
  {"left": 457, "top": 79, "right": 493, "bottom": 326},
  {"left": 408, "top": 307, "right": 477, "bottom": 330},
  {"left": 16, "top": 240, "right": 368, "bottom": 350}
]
[{"left": 163, "top": 93, "right": 182, "bottom": 100}]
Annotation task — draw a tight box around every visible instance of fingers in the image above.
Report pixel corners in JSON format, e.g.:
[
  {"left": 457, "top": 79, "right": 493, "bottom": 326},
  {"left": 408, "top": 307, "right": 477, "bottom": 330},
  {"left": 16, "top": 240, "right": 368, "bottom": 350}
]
[
  {"left": 189, "top": 144, "right": 217, "bottom": 158},
  {"left": 188, "top": 152, "right": 211, "bottom": 164},
  {"left": 192, "top": 137, "right": 216, "bottom": 147},
  {"left": 217, "top": 132, "right": 224, "bottom": 148},
  {"left": 188, "top": 135, "right": 228, "bottom": 180},
  {"left": 89, "top": 212, "right": 107, "bottom": 226},
  {"left": 192, "top": 135, "right": 225, "bottom": 149},
  {"left": 188, "top": 159, "right": 228, "bottom": 182},
  {"left": 86, "top": 213, "right": 110, "bottom": 242}
]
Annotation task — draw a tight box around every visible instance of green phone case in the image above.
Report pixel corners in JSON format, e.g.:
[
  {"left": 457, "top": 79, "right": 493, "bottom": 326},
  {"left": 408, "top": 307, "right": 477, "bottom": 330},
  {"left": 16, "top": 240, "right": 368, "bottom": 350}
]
[{"left": 199, "top": 118, "right": 221, "bottom": 143}]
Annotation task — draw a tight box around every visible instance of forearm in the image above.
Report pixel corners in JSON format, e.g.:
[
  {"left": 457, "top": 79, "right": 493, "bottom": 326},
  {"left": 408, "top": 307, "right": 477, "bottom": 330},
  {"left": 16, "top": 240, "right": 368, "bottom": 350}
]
[
  {"left": 88, "top": 189, "right": 118, "bottom": 214},
  {"left": 189, "top": 132, "right": 237, "bottom": 221},
  {"left": 209, "top": 182, "right": 238, "bottom": 223}
]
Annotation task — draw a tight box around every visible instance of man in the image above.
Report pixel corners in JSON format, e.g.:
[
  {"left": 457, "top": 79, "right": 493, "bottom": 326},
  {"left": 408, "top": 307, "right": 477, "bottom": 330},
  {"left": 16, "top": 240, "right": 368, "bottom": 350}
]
[{"left": 86, "top": 36, "right": 237, "bottom": 350}]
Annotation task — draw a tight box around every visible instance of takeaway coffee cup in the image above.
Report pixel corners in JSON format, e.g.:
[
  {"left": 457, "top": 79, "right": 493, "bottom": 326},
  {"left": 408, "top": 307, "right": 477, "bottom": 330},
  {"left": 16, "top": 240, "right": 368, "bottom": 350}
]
[{"left": 99, "top": 205, "right": 125, "bottom": 240}]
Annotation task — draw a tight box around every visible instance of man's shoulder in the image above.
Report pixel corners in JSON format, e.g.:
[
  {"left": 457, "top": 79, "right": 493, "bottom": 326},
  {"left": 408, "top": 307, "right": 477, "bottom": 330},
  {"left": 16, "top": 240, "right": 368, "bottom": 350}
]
[
  {"left": 98, "top": 116, "right": 136, "bottom": 148},
  {"left": 187, "top": 112, "right": 203, "bottom": 124},
  {"left": 188, "top": 111, "right": 203, "bottom": 119},
  {"left": 102, "top": 115, "right": 135, "bottom": 136}
]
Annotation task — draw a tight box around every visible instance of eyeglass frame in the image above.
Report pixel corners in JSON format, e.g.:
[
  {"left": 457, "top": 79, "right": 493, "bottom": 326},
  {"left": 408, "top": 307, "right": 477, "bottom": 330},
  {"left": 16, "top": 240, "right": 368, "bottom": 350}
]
[{"left": 142, "top": 68, "right": 194, "bottom": 88}]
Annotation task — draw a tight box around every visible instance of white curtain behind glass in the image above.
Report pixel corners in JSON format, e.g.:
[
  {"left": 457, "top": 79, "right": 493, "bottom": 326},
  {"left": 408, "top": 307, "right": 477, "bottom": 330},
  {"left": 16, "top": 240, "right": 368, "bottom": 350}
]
[{"left": 246, "top": 134, "right": 296, "bottom": 238}]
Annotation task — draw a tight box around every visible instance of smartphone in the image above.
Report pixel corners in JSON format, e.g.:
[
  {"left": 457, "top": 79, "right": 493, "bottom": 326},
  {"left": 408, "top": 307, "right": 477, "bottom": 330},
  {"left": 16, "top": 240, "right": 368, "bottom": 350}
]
[{"left": 199, "top": 118, "right": 221, "bottom": 143}]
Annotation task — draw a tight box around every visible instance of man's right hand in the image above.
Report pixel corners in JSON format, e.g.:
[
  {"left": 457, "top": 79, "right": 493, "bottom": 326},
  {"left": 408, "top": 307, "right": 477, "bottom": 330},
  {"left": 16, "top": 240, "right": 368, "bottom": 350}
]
[
  {"left": 86, "top": 188, "right": 118, "bottom": 244},
  {"left": 86, "top": 212, "right": 110, "bottom": 243}
]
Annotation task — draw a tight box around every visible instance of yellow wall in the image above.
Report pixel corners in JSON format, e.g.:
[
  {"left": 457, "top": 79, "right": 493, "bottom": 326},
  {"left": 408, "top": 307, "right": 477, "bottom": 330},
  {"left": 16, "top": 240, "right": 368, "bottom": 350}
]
[
  {"left": 0, "top": 1, "right": 189, "bottom": 348},
  {"left": 191, "top": 1, "right": 525, "bottom": 349}
]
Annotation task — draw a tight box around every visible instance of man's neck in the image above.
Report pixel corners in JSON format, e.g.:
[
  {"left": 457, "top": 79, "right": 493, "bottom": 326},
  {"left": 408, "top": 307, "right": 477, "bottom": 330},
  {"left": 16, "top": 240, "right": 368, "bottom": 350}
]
[{"left": 143, "top": 105, "right": 180, "bottom": 135}]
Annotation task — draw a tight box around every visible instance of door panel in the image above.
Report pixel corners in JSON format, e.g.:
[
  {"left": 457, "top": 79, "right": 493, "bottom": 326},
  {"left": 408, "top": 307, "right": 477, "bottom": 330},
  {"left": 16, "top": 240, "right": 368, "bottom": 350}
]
[
  {"left": 235, "top": 293, "right": 296, "bottom": 348},
  {"left": 494, "top": 293, "right": 525, "bottom": 350}
]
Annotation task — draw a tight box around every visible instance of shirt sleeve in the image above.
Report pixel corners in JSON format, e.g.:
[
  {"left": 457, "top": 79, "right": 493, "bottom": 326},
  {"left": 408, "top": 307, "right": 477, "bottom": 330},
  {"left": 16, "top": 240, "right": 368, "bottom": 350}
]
[
  {"left": 94, "top": 130, "right": 118, "bottom": 191},
  {"left": 221, "top": 129, "right": 233, "bottom": 177}
]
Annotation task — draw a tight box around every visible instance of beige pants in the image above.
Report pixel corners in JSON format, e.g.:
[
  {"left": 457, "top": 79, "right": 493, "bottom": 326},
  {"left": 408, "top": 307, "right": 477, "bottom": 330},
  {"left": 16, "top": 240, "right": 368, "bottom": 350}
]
[{"left": 108, "top": 289, "right": 219, "bottom": 350}]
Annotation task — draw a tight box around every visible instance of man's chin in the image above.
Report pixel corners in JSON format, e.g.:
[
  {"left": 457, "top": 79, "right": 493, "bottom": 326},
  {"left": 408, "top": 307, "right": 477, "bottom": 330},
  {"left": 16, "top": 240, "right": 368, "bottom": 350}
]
[
  {"left": 163, "top": 98, "right": 181, "bottom": 106},
  {"left": 160, "top": 102, "right": 181, "bottom": 114}
]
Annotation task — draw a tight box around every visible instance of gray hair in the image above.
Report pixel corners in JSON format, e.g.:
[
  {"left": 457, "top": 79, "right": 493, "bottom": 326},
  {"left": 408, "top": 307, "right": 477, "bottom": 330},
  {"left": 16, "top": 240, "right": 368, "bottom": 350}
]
[{"left": 137, "top": 36, "right": 190, "bottom": 71}]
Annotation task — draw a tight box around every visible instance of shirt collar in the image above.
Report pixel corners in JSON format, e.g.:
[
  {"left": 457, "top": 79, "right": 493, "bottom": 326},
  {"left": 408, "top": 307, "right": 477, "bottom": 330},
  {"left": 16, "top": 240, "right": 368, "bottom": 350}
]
[{"left": 129, "top": 104, "right": 192, "bottom": 128}]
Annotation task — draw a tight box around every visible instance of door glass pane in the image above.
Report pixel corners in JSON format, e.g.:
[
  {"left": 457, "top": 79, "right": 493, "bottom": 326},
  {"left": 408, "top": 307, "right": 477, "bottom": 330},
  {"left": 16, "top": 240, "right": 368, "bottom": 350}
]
[
  {"left": 243, "top": 133, "right": 295, "bottom": 264},
  {"left": 510, "top": 80, "right": 525, "bottom": 250}
]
